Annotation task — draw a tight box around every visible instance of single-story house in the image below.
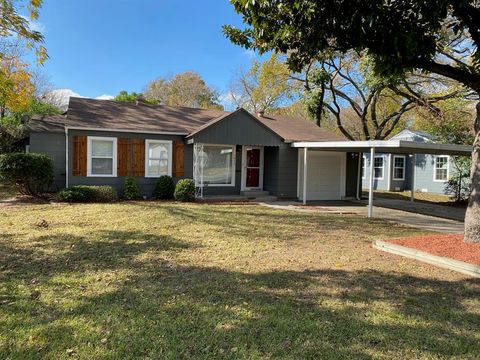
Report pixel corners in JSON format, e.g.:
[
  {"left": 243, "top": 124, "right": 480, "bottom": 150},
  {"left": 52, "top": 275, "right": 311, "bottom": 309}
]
[
  {"left": 362, "top": 129, "right": 459, "bottom": 195},
  {"left": 26, "top": 98, "right": 472, "bottom": 212}
]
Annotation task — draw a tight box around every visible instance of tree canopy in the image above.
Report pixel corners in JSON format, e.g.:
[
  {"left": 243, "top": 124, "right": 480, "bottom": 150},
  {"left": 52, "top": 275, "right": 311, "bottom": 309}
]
[
  {"left": 229, "top": 53, "right": 298, "bottom": 113},
  {"left": 144, "top": 71, "right": 223, "bottom": 110}
]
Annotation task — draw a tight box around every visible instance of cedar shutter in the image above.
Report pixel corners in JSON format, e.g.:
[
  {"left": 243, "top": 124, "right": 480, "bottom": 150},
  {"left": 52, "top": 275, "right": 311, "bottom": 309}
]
[
  {"left": 132, "top": 139, "right": 145, "bottom": 176},
  {"left": 72, "top": 136, "right": 87, "bottom": 176},
  {"left": 173, "top": 140, "right": 185, "bottom": 177},
  {"left": 117, "top": 138, "right": 131, "bottom": 176}
]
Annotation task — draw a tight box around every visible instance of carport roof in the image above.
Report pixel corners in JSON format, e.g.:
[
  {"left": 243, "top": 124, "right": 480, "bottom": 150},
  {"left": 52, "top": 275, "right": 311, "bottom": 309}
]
[{"left": 291, "top": 140, "right": 472, "bottom": 156}]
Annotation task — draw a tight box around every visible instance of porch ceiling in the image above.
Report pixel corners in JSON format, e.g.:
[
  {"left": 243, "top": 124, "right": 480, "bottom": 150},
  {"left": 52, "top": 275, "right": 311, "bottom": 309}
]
[{"left": 291, "top": 140, "right": 472, "bottom": 156}]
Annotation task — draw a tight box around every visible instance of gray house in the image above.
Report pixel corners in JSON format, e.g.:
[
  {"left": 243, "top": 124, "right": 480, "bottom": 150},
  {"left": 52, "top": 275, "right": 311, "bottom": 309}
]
[
  {"left": 28, "top": 97, "right": 361, "bottom": 199},
  {"left": 362, "top": 130, "right": 455, "bottom": 195},
  {"left": 27, "top": 98, "right": 471, "bottom": 206}
]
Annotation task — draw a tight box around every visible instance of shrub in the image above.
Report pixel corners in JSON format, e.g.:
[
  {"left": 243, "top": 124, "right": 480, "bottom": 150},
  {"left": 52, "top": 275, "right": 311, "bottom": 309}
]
[
  {"left": 155, "top": 175, "right": 175, "bottom": 199},
  {"left": 174, "top": 178, "right": 195, "bottom": 202},
  {"left": 123, "top": 177, "right": 139, "bottom": 200},
  {"left": 57, "top": 185, "right": 118, "bottom": 203},
  {"left": 0, "top": 152, "right": 54, "bottom": 196}
]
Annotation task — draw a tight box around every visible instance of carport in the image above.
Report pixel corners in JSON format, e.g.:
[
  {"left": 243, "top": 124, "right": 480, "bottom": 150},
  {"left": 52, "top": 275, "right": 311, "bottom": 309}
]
[{"left": 292, "top": 140, "right": 472, "bottom": 217}]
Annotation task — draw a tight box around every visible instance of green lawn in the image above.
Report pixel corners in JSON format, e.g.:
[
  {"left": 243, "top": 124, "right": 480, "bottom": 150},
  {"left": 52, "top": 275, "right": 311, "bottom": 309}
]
[
  {"left": 363, "top": 190, "right": 467, "bottom": 207},
  {"left": 0, "top": 202, "right": 479, "bottom": 359}
]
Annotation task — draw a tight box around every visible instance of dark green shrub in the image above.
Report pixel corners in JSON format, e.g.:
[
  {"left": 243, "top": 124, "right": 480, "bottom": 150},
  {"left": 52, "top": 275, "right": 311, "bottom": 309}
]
[
  {"left": 0, "top": 152, "right": 54, "bottom": 196},
  {"left": 155, "top": 175, "right": 175, "bottom": 199},
  {"left": 123, "top": 177, "right": 139, "bottom": 200},
  {"left": 56, "top": 185, "right": 118, "bottom": 203},
  {"left": 174, "top": 178, "right": 195, "bottom": 202}
]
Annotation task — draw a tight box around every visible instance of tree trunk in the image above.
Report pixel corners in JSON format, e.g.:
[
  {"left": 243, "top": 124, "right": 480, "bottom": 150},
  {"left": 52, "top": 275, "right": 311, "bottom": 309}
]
[{"left": 464, "top": 101, "right": 480, "bottom": 243}]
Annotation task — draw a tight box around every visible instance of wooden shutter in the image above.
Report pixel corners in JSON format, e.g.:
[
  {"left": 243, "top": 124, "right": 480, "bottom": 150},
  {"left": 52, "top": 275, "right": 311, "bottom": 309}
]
[
  {"left": 132, "top": 139, "right": 145, "bottom": 176},
  {"left": 173, "top": 140, "right": 185, "bottom": 177},
  {"left": 72, "top": 136, "right": 87, "bottom": 176},
  {"left": 117, "top": 138, "right": 131, "bottom": 176}
]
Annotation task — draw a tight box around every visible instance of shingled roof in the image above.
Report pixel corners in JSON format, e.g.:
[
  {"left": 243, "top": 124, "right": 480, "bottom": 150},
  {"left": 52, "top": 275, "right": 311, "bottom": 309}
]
[{"left": 30, "top": 97, "right": 343, "bottom": 142}]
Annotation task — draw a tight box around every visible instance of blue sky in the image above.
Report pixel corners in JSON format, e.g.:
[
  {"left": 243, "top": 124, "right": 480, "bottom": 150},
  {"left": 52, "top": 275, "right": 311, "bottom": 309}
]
[{"left": 31, "top": 1, "right": 258, "bottom": 106}]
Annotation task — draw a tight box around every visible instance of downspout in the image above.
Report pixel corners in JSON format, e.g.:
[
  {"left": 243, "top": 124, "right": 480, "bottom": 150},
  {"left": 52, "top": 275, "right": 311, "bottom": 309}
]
[
  {"left": 356, "top": 152, "right": 362, "bottom": 200},
  {"left": 65, "top": 127, "right": 69, "bottom": 188}
]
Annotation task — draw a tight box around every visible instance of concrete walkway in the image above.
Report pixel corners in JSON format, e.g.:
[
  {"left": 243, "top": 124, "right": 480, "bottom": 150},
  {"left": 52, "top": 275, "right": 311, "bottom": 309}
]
[
  {"left": 260, "top": 200, "right": 464, "bottom": 234},
  {"left": 353, "top": 198, "right": 466, "bottom": 222}
]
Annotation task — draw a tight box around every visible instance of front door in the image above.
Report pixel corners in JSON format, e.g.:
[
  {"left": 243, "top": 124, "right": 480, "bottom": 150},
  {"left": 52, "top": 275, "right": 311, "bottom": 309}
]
[{"left": 243, "top": 146, "right": 263, "bottom": 190}]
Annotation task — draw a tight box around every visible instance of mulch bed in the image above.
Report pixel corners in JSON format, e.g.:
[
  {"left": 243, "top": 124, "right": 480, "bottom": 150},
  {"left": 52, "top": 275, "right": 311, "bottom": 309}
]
[{"left": 389, "top": 234, "right": 480, "bottom": 266}]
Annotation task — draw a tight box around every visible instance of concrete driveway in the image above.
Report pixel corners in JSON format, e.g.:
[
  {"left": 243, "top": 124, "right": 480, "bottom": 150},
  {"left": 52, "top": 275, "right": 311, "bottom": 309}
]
[{"left": 261, "top": 200, "right": 464, "bottom": 234}]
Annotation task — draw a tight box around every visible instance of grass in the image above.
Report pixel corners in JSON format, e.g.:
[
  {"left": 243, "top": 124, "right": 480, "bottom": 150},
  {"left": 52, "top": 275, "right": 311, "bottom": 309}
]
[
  {"left": 0, "top": 201, "right": 479, "bottom": 359},
  {"left": 363, "top": 190, "right": 467, "bottom": 207}
]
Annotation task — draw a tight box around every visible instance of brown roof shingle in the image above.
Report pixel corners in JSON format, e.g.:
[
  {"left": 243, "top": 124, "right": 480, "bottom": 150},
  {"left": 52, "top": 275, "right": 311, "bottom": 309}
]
[{"left": 30, "top": 97, "right": 344, "bottom": 142}]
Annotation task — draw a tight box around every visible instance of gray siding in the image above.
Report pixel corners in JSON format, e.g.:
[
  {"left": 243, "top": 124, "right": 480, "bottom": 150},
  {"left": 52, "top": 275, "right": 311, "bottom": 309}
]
[
  {"left": 275, "top": 144, "right": 298, "bottom": 198},
  {"left": 414, "top": 154, "right": 451, "bottom": 194},
  {"left": 363, "top": 153, "right": 391, "bottom": 191},
  {"left": 190, "top": 111, "right": 283, "bottom": 146},
  {"left": 29, "top": 132, "right": 66, "bottom": 191},
  {"left": 67, "top": 130, "right": 187, "bottom": 197}
]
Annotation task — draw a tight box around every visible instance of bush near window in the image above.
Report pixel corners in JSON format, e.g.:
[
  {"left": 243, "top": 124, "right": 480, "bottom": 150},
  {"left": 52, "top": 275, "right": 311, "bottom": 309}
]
[
  {"left": 123, "top": 177, "right": 140, "bottom": 200},
  {"left": 155, "top": 175, "right": 175, "bottom": 199},
  {"left": 57, "top": 185, "right": 118, "bottom": 203},
  {"left": 174, "top": 178, "right": 195, "bottom": 202},
  {"left": 0, "top": 152, "right": 54, "bottom": 196}
]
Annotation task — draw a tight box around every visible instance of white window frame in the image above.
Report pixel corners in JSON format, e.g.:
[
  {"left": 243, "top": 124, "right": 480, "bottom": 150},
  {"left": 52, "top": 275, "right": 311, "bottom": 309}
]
[
  {"left": 87, "top": 136, "right": 117, "bottom": 177},
  {"left": 145, "top": 139, "right": 173, "bottom": 178},
  {"left": 374, "top": 156, "right": 384, "bottom": 180},
  {"left": 433, "top": 155, "right": 449, "bottom": 182},
  {"left": 392, "top": 155, "right": 406, "bottom": 181},
  {"left": 198, "top": 143, "right": 236, "bottom": 187},
  {"left": 362, "top": 155, "right": 366, "bottom": 179}
]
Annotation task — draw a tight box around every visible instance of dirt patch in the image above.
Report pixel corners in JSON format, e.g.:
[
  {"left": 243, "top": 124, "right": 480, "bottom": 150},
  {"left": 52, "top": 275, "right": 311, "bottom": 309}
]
[{"left": 389, "top": 234, "right": 480, "bottom": 265}]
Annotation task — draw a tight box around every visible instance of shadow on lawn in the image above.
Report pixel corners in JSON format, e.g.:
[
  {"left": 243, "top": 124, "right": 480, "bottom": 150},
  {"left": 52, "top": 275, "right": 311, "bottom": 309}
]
[{"left": 1, "top": 232, "right": 479, "bottom": 359}]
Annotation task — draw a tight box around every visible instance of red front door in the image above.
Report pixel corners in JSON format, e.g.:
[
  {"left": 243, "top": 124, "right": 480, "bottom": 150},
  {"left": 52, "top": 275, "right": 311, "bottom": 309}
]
[{"left": 246, "top": 148, "right": 261, "bottom": 188}]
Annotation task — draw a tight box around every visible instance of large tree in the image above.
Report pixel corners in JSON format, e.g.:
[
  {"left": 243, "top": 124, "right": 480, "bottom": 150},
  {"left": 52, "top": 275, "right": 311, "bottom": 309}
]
[
  {"left": 225, "top": 0, "right": 480, "bottom": 243},
  {"left": 294, "top": 51, "right": 463, "bottom": 138},
  {"left": 144, "top": 71, "right": 223, "bottom": 110}
]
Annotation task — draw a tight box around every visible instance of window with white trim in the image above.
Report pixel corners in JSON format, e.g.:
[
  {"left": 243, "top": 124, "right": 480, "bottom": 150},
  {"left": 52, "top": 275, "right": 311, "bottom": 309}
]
[
  {"left": 393, "top": 156, "right": 405, "bottom": 180},
  {"left": 374, "top": 156, "right": 384, "bottom": 179},
  {"left": 88, "top": 137, "right": 117, "bottom": 177},
  {"left": 434, "top": 155, "right": 449, "bottom": 181},
  {"left": 200, "top": 144, "right": 235, "bottom": 186},
  {"left": 362, "top": 156, "right": 366, "bottom": 179},
  {"left": 145, "top": 140, "right": 172, "bottom": 177}
]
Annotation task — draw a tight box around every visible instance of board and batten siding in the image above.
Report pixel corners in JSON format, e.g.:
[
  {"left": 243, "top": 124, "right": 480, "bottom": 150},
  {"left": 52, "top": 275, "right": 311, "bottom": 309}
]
[
  {"left": 190, "top": 111, "right": 283, "bottom": 146},
  {"left": 29, "top": 132, "right": 66, "bottom": 191},
  {"left": 67, "top": 129, "right": 188, "bottom": 197}
]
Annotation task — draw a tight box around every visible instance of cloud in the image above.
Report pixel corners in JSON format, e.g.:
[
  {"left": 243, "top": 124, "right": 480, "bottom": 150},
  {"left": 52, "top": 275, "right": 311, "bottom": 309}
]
[
  {"left": 243, "top": 49, "right": 256, "bottom": 59},
  {"left": 219, "top": 91, "right": 239, "bottom": 111},
  {"left": 20, "top": 15, "right": 46, "bottom": 34},
  {"left": 96, "top": 94, "right": 115, "bottom": 100},
  {"left": 44, "top": 89, "right": 114, "bottom": 110}
]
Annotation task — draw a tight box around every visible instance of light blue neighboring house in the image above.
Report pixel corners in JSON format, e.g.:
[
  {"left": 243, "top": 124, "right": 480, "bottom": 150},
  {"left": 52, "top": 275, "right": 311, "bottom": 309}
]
[{"left": 362, "top": 129, "right": 454, "bottom": 195}]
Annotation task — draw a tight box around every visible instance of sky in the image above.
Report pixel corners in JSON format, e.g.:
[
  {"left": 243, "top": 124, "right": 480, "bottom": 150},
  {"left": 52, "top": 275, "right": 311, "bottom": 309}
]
[{"left": 27, "top": 0, "right": 260, "bottom": 108}]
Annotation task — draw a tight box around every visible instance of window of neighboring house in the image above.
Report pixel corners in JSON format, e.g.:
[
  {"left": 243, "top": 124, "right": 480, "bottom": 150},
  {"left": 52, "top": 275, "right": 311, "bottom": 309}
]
[
  {"left": 434, "top": 155, "right": 449, "bottom": 181},
  {"left": 200, "top": 144, "right": 235, "bottom": 186},
  {"left": 393, "top": 156, "right": 405, "bottom": 180},
  {"left": 374, "top": 156, "right": 384, "bottom": 180},
  {"left": 87, "top": 137, "right": 117, "bottom": 177},
  {"left": 362, "top": 156, "right": 366, "bottom": 179},
  {"left": 145, "top": 140, "right": 172, "bottom": 177}
]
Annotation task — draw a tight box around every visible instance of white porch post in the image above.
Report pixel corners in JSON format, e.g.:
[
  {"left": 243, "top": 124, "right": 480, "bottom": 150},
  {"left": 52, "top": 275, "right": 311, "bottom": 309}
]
[
  {"left": 411, "top": 154, "right": 416, "bottom": 202},
  {"left": 368, "top": 147, "right": 375, "bottom": 218},
  {"left": 356, "top": 152, "right": 362, "bottom": 200},
  {"left": 302, "top": 147, "right": 308, "bottom": 205}
]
